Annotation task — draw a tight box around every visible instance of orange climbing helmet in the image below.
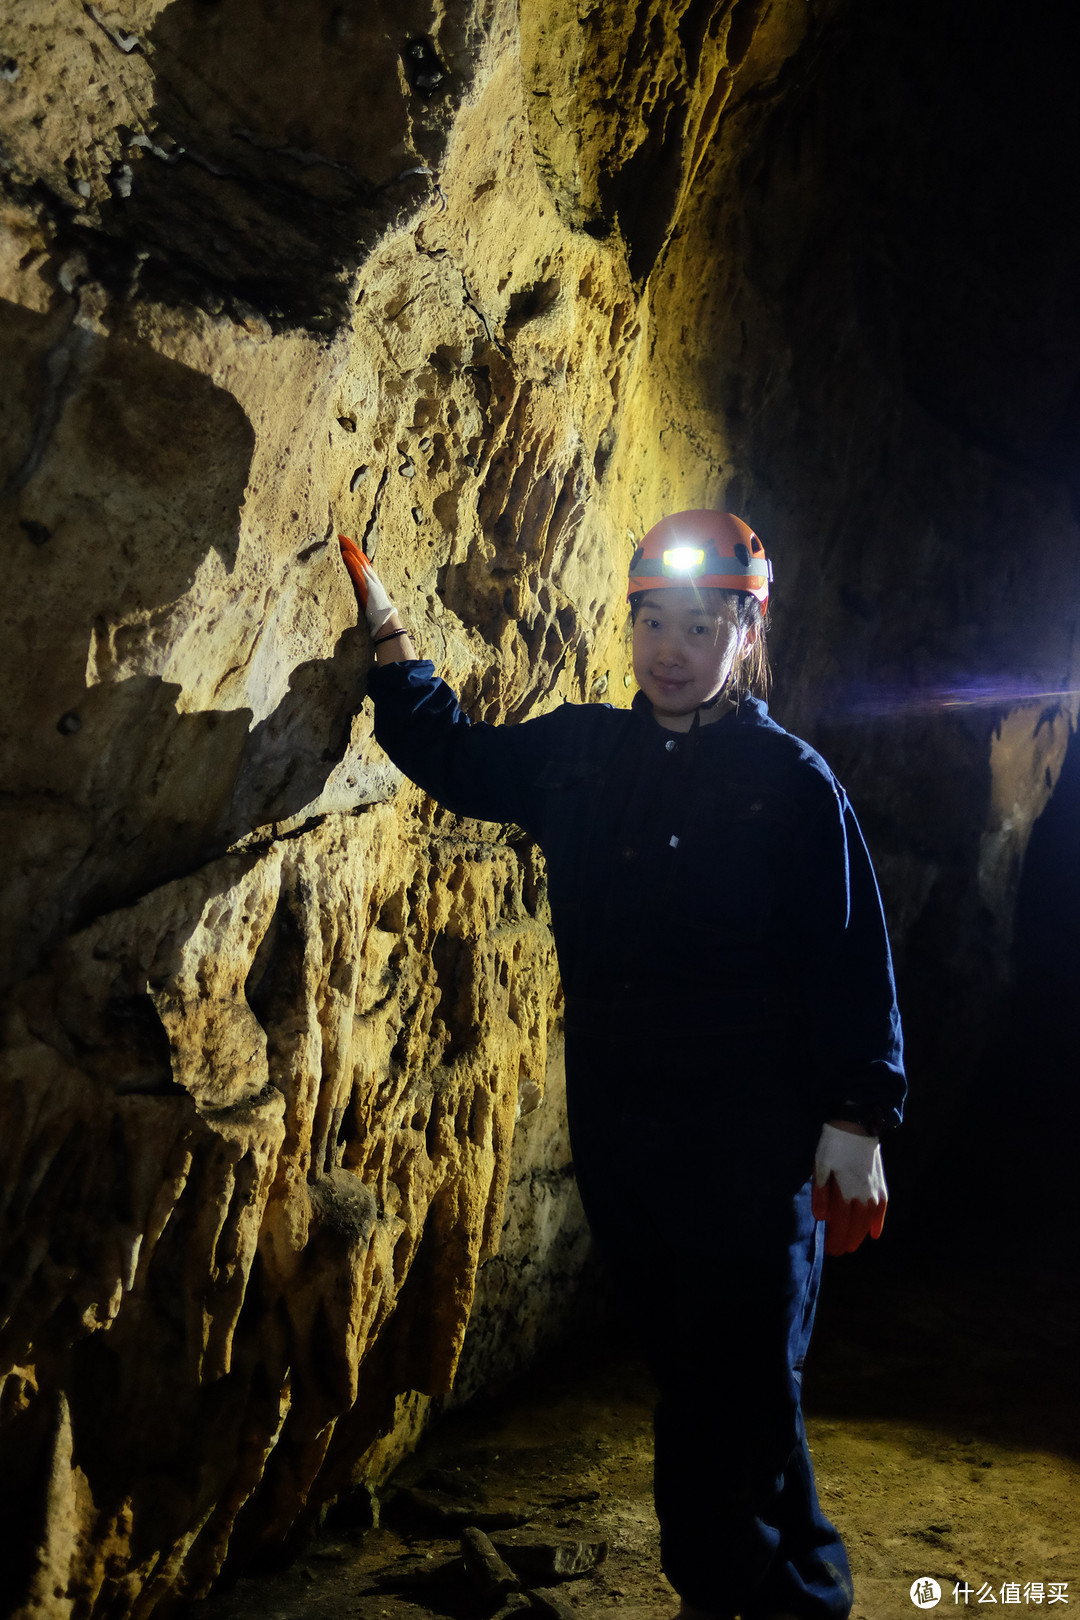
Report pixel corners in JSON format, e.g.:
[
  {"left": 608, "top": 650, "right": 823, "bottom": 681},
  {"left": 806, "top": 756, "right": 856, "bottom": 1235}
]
[{"left": 626, "top": 510, "right": 772, "bottom": 612}]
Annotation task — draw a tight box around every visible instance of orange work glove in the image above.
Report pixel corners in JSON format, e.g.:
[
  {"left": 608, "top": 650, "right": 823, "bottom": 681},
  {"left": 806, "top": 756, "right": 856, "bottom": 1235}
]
[
  {"left": 338, "top": 535, "right": 397, "bottom": 634},
  {"left": 811, "top": 1122, "right": 888, "bottom": 1257}
]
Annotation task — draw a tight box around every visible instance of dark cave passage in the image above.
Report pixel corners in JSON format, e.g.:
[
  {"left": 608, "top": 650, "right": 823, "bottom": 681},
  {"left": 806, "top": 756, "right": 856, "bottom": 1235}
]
[{"left": 951, "top": 718, "right": 1080, "bottom": 1264}]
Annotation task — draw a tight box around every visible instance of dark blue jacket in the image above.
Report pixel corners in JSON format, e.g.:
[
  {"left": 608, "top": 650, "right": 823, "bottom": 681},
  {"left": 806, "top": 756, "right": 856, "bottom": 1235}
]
[{"left": 368, "top": 661, "right": 905, "bottom": 1139}]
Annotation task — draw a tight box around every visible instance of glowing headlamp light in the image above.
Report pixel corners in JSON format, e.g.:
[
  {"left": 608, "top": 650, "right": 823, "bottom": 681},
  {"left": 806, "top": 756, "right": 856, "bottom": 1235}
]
[{"left": 662, "top": 546, "right": 705, "bottom": 573}]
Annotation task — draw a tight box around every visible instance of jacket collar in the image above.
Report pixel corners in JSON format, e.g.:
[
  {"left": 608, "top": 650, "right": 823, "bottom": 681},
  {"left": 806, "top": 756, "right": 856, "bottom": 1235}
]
[{"left": 630, "top": 690, "right": 772, "bottom": 729}]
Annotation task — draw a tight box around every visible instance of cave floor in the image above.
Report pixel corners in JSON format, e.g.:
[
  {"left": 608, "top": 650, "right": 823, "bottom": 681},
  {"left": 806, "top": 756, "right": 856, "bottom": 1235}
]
[{"left": 192, "top": 1261, "right": 1080, "bottom": 1620}]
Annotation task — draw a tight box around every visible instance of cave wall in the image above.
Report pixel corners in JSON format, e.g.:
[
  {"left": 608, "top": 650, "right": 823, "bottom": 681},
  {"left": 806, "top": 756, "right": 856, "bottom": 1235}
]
[
  {"left": 0, "top": 2, "right": 836, "bottom": 1613},
  {"left": 2, "top": 0, "right": 1079, "bottom": 1614}
]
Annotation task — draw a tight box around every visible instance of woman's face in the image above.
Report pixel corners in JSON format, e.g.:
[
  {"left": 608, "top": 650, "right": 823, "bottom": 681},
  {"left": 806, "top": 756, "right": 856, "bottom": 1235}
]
[{"left": 631, "top": 588, "right": 754, "bottom": 729}]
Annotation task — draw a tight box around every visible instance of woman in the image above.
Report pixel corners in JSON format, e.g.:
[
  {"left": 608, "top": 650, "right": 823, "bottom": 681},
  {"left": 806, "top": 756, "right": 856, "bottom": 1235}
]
[{"left": 342, "top": 512, "right": 905, "bottom": 1620}]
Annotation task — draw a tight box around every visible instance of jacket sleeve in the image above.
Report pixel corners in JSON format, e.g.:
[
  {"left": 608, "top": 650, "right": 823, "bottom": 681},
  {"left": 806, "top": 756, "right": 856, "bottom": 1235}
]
[
  {"left": 795, "top": 774, "right": 907, "bottom": 1132},
  {"left": 367, "top": 658, "right": 559, "bottom": 830}
]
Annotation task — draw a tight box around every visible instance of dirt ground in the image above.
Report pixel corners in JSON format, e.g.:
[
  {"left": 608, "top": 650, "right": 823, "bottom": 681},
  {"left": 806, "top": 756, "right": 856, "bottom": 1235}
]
[{"left": 188, "top": 1259, "right": 1080, "bottom": 1620}]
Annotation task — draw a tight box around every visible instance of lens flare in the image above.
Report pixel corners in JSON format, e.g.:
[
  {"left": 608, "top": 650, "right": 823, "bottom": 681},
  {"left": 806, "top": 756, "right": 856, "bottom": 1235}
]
[{"left": 825, "top": 680, "right": 1080, "bottom": 721}]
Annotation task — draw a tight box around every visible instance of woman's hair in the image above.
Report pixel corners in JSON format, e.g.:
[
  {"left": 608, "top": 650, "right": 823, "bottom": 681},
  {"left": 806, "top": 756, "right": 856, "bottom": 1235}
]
[
  {"left": 629, "top": 589, "right": 771, "bottom": 700},
  {"left": 728, "top": 592, "right": 771, "bottom": 699}
]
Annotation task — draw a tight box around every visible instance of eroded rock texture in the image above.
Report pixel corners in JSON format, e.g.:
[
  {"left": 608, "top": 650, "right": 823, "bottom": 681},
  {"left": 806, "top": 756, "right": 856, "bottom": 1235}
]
[{"left": 2, "top": 0, "right": 1079, "bottom": 1614}]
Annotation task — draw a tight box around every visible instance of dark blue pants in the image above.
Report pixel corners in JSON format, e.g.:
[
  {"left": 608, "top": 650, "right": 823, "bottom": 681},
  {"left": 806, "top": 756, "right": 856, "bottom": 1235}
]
[
  {"left": 646, "top": 1190, "right": 852, "bottom": 1620},
  {"left": 566, "top": 1008, "right": 853, "bottom": 1620}
]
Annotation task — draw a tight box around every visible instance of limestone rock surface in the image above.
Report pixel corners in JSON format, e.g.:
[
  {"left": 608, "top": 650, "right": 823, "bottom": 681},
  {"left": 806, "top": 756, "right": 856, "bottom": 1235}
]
[{"left": 2, "top": 0, "right": 1079, "bottom": 1615}]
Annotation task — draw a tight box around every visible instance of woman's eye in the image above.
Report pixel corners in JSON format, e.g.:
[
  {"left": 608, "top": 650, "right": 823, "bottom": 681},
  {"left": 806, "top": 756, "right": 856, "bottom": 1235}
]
[
  {"left": 644, "top": 618, "right": 661, "bottom": 630},
  {"left": 689, "top": 624, "right": 707, "bottom": 635}
]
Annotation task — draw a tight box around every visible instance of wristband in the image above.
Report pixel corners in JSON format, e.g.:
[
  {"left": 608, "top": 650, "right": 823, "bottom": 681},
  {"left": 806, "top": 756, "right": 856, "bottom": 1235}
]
[{"left": 374, "top": 627, "right": 411, "bottom": 646}]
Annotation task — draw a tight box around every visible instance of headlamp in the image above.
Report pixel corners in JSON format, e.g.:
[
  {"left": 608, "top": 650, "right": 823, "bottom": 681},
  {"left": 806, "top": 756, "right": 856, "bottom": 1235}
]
[{"left": 662, "top": 547, "right": 705, "bottom": 573}]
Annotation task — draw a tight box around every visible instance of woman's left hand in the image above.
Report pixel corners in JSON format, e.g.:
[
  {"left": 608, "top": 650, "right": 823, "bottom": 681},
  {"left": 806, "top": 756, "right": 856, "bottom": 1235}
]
[{"left": 812, "top": 1121, "right": 888, "bottom": 1256}]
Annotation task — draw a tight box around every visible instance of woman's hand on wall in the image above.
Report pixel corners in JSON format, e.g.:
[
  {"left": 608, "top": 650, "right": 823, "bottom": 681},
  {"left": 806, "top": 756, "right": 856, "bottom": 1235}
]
[
  {"left": 338, "top": 535, "right": 417, "bottom": 663},
  {"left": 339, "top": 534, "right": 395, "bottom": 630},
  {"left": 812, "top": 1120, "right": 888, "bottom": 1256}
]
